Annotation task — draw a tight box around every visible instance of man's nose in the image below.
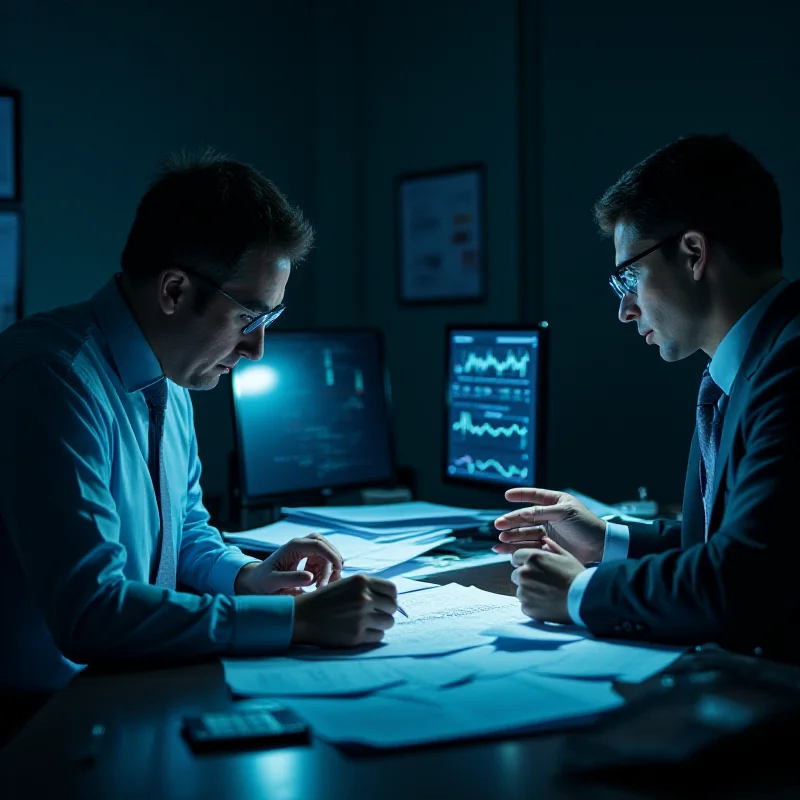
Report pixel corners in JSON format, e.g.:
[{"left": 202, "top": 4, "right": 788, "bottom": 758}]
[
  {"left": 238, "top": 326, "right": 265, "bottom": 361},
  {"left": 618, "top": 294, "right": 640, "bottom": 323}
]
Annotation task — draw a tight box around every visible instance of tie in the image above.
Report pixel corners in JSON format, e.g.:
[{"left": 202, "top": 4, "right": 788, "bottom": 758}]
[
  {"left": 142, "top": 378, "right": 176, "bottom": 589},
  {"left": 697, "top": 368, "right": 724, "bottom": 535}
]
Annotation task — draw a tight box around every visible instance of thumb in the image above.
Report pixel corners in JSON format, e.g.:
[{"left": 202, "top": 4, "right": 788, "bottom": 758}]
[
  {"left": 266, "top": 570, "right": 315, "bottom": 592},
  {"left": 542, "top": 536, "right": 569, "bottom": 556}
]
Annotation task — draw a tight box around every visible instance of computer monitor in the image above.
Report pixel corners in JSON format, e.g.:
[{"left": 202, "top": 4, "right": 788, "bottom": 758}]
[
  {"left": 231, "top": 329, "right": 396, "bottom": 506},
  {"left": 444, "top": 324, "right": 548, "bottom": 490}
]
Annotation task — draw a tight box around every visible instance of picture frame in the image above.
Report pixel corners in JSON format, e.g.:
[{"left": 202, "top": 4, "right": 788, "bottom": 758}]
[
  {"left": 0, "top": 211, "right": 22, "bottom": 331},
  {"left": 0, "top": 88, "right": 21, "bottom": 202},
  {"left": 396, "top": 163, "right": 486, "bottom": 304}
]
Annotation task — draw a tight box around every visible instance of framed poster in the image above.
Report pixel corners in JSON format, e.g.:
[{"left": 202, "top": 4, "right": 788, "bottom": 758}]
[
  {"left": 0, "top": 89, "right": 21, "bottom": 201},
  {"left": 397, "top": 163, "right": 486, "bottom": 304},
  {"left": 0, "top": 211, "right": 22, "bottom": 332}
]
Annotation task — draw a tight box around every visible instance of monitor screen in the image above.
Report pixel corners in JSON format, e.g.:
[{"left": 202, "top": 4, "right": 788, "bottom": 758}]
[
  {"left": 444, "top": 326, "right": 547, "bottom": 489},
  {"left": 232, "top": 330, "right": 396, "bottom": 503}
]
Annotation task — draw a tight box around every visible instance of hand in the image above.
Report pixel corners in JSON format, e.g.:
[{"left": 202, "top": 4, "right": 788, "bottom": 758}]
[
  {"left": 292, "top": 574, "right": 398, "bottom": 647},
  {"left": 493, "top": 487, "right": 606, "bottom": 564},
  {"left": 511, "top": 537, "right": 585, "bottom": 624},
  {"left": 235, "top": 533, "right": 344, "bottom": 596}
]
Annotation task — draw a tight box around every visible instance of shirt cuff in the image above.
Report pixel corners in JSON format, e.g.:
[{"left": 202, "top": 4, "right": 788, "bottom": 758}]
[
  {"left": 567, "top": 566, "right": 597, "bottom": 627},
  {"left": 209, "top": 549, "right": 261, "bottom": 596},
  {"left": 230, "top": 595, "right": 295, "bottom": 655},
  {"left": 603, "top": 522, "right": 630, "bottom": 561}
]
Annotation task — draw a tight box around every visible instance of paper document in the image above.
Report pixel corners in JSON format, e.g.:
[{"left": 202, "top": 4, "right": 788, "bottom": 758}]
[
  {"left": 284, "top": 501, "right": 486, "bottom": 528},
  {"left": 295, "top": 583, "right": 528, "bottom": 659},
  {"left": 482, "top": 619, "right": 585, "bottom": 644},
  {"left": 389, "top": 577, "right": 440, "bottom": 595},
  {"left": 536, "top": 638, "right": 685, "bottom": 682},
  {"left": 223, "top": 653, "right": 476, "bottom": 698},
  {"left": 284, "top": 671, "right": 623, "bottom": 749}
]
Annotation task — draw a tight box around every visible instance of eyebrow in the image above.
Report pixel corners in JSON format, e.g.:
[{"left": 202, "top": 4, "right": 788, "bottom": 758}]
[{"left": 237, "top": 298, "right": 273, "bottom": 315}]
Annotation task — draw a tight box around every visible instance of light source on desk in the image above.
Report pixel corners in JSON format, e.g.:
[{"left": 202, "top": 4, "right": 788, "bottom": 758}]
[{"left": 233, "top": 364, "right": 279, "bottom": 399}]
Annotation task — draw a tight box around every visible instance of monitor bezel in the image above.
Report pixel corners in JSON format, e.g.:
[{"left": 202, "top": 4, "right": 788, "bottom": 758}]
[
  {"left": 230, "top": 327, "right": 398, "bottom": 507},
  {"left": 442, "top": 322, "right": 549, "bottom": 492}
]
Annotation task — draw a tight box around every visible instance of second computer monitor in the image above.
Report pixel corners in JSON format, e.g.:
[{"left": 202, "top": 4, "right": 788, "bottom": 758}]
[
  {"left": 444, "top": 325, "right": 547, "bottom": 490},
  {"left": 231, "top": 330, "right": 396, "bottom": 505}
]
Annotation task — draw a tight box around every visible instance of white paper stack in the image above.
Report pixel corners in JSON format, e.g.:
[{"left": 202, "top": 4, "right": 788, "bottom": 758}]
[{"left": 223, "top": 519, "right": 456, "bottom": 576}]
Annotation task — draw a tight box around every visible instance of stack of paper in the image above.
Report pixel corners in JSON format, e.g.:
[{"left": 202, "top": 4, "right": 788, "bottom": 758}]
[
  {"left": 223, "top": 519, "right": 455, "bottom": 576},
  {"left": 282, "top": 501, "right": 492, "bottom": 533}
]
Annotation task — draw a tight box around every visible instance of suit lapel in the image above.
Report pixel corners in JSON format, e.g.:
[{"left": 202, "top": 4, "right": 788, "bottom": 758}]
[
  {"left": 681, "top": 431, "right": 705, "bottom": 547},
  {"left": 708, "top": 281, "right": 800, "bottom": 529}
]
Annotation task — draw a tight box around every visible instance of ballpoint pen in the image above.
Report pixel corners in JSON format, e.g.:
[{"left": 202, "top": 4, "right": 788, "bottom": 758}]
[{"left": 397, "top": 604, "right": 409, "bottom": 618}]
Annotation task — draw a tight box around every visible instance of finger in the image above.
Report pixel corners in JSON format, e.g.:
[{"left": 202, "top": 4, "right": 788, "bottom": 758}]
[
  {"left": 492, "top": 541, "right": 545, "bottom": 555},
  {"left": 362, "top": 576, "right": 399, "bottom": 602},
  {"left": 306, "top": 556, "right": 334, "bottom": 588},
  {"left": 497, "top": 526, "right": 548, "bottom": 542},
  {"left": 285, "top": 538, "right": 344, "bottom": 572},
  {"left": 328, "top": 568, "right": 343, "bottom": 583},
  {"left": 268, "top": 570, "right": 315, "bottom": 591},
  {"left": 542, "top": 536, "right": 569, "bottom": 556},
  {"left": 504, "top": 487, "right": 563, "bottom": 505},
  {"left": 359, "top": 628, "right": 387, "bottom": 644},
  {"left": 512, "top": 548, "right": 543, "bottom": 567},
  {"left": 494, "top": 504, "right": 571, "bottom": 530},
  {"left": 369, "top": 591, "right": 399, "bottom": 617},
  {"left": 366, "top": 611, "right": 396, "bottom": 631},
  {"left": 306, "top": 532, "right": 344, "bottom": 565}
]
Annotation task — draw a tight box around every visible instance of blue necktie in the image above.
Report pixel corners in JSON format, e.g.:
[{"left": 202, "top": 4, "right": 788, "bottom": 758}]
[
  {"left": 143, "top": 379, "right": 176, "bottom": 589},
  {"left": 697, "top": 368, "right": 724, "bottom": 536}
]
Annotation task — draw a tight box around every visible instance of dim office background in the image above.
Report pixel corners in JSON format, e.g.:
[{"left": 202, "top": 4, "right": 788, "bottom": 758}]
[{"left": 2, "top": 0, "right": 799, "bottom": 509}]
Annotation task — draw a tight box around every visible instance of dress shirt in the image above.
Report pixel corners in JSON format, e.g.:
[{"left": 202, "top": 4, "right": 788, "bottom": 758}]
[
  {"left": 567, "top": 279, "right": 789, "bottom": 627},
  {"left": 0, "top": 277, "right": 293, "bottom": 692}
]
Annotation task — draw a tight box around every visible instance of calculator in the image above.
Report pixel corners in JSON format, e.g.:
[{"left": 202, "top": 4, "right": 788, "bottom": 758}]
[{"left": 183, "top": 701, "right": 310, "bottom": 752}]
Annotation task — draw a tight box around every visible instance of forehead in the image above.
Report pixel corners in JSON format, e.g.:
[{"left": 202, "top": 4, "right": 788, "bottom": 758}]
[
  {"left": 224, "top": 252, "right": 291, "bottom": 310},
  {"left": 613, "top": 220, "right": 644, "bottom": 265}
]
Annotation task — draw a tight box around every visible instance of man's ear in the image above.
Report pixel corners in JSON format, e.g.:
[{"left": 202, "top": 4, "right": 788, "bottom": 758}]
[
  {"left": 681, "top": 230, "right": 710, "bottom": 283},
  {"left": 157, "top": 269, "right": 188, "bottom": 316}
]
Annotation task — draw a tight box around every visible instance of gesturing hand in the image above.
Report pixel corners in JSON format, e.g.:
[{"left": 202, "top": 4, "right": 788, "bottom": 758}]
[
  {"left": 511, "top": 537, "right": 586, "bottom": 624},
  {"left": 235, "top": 533, "right": 344, "bottom": 596},
  {"left": 494, "top": 487, "right": 606, "bottom": 565}
]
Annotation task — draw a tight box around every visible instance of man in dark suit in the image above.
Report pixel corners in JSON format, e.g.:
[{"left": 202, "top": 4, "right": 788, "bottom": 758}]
[{"left": 494, "top": 134, "right": 800, "bottom": 660}]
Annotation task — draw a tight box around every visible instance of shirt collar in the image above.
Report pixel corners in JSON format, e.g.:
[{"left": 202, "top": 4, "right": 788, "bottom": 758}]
[
  {"left": 709, "top": 278, "right": 789, "bottom": 396},
  {"left": 90, "top": 275, "right": 164, "bottom": 393}
]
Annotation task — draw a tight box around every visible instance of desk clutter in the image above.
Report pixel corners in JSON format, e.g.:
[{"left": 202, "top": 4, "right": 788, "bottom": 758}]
[
  {"left": 223, "top": 501, "right": 503, "bottom": 575},
  {"left": 222, "top": 580, "right": 684, "bottom": 750}
]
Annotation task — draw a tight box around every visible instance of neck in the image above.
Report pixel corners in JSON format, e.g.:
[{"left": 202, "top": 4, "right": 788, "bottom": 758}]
[
  {"left": 703, "top": 270, "right": 783, "bottom": 358},
  {"left": 117, "top": 273, "right": 165, "bottom": 369}
]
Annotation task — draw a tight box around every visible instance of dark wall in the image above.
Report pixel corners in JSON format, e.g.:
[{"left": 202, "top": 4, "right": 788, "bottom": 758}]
[
  {"left": 0, "top": 0, "right": 319, "bottom": 495},
  {"left": 538, "top": 0, "right": 800, "bottom": 505},
  {"left": 4, "top": 0, "right": 800, "bottom": 511}
]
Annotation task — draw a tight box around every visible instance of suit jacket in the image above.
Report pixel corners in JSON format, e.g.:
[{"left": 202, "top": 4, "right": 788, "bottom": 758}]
[{"left": 581, "top": 280, "right": 800, "bottom": 661}]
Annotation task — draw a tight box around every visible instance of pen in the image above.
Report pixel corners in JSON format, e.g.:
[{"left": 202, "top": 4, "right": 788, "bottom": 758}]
[{"left": 397, "top": 604, "right": 409, "bottom": 618}]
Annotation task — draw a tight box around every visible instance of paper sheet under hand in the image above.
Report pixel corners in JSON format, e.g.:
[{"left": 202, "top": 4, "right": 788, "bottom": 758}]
[
  {"left": 284, "top": 671, "right": 624, "bottom": 749},
  {"left": 294, "top": 583, "right": 529, "bottom": 660}
]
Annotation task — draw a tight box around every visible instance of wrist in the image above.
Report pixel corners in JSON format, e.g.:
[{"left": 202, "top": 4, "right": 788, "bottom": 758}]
[
  {"left": 234, "top": 562, "right": 260, "bottom": 596},
  {"left": 290, "top": 594, "right": 312, "bottom": 645}
]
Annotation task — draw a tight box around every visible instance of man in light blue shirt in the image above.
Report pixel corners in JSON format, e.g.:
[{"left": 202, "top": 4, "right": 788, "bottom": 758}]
[
  {"left": 494, "top": 135, "right": 800, "bottom": 660},
  {"left": 0, "top": 153, "right": 398, "bottom": 703}
]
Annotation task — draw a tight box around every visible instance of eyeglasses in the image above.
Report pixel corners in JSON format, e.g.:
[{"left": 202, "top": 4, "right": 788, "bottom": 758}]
[
  {"left": 608, "top": 232, "right": 683, "bottom": 300},
  {"left": 175, "top": 265, "right": 286, "bottom": 335}
]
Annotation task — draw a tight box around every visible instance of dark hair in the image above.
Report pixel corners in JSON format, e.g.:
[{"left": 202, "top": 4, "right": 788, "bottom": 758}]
[
  {"left": 120, "top": 149, "right": 315, "bottom": 282},
  {"left": 593, "top": 134, "right": 782, "bottom": 271}
]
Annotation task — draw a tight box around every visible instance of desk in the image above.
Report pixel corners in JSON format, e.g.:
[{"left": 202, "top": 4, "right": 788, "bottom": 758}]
[{"left": 1, "top": 562, "right": 796, "bottom": 800}]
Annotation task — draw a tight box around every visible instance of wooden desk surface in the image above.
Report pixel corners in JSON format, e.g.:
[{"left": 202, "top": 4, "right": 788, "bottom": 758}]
[{"left": 0, "top": 561, "right": 788, "bottom": 799}]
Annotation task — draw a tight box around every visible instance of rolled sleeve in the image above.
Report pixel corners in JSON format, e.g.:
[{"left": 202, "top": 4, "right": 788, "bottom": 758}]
[
  {"left": 567, "top": 566, "right": 597, "bottom": 627},
  {"left": 231, "top": 595, "right": 295, "bottom": 655},
  {"left": 603, "top": 522, "right": 631, "bottom": 561}
]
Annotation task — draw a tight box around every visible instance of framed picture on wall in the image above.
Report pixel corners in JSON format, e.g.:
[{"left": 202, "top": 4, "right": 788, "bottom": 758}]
[
  {"left": 396, "top": 163, "right": 486, "bottom": 304},
  {"left": 0, "top": 211, "right": 22, "bottom": 332},
  {"left": 0, "top": 88, "right": 21, "bottom": 201}
]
